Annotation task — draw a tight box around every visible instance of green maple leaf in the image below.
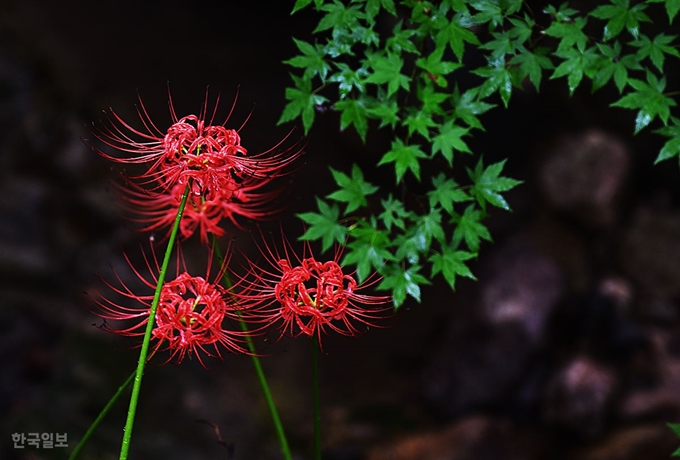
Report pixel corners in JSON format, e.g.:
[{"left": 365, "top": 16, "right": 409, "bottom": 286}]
[
  {"left": 314, "top": 1, "right": 365, "bottom": 33},
  {"left": 366, "top": 98, "right": 400, "bottom": 129},
  {"left": 435, "top": 16, "right": 480, "bottom": 61},
  {"left": 335, "top": 98, "right": 369, "bottom": 142},
  {"left": 630, "top": 33, "right": 680, "bottom": 73},
  {"left": 403, "top": 110, "right": 437, "bottom": 140},
  {"left": 431, "top": 121, "right": 471, "bottom": 166},
  {"left": 544, "top": 16, "right": 589, "bottom": 52},
  {"left": 670, "top": 422, "right": 680, "bottom": 437},
  {"left": 415, "top": 47, "right": 463, "bottom": 87},
  {"left": 378, "top": 139, "right": 428, "bottom": 182},
  {"left": 420, "top": 85, "right": 448, "bottom": 115},
  {"left": 651, "top": 0, "right": 680, "bottom": 22},
  {"left": 297, "top": 198, "right": 347, "bottom": 251},
  {"left": 414, "top": 209, "right": 446, "bottom": 248},
  {"left": 507, "top": 15, "right": 535, "bottom": 47},
  {"left": 379, "top": 195, "right": 411, "bottom": 231},
  {"left": 279, "top": 74, "right": 328, "bottom": 134},
  {"left": 329, "top": 63, "right": 369, "bottom": 98},
  {"left": 284, "top": 38, "right": 330, "bottom": 81},
  {"left": 378, "top": 264, "right": 431, "bottom": 307},
  {"left": 611, "top": 71, "right": 676, "bottom": 133},
  {"left": 509, "top": 46, "right": 554, "bottom": 90},
  {"left": 430, "top": 248, "right": 476, "bottom": 290},
  {"left": 470, "top": 0, "right": 504, "bottom": 27},
  {"left": 654, "top": 117, "right": 680, "bottom": 164},
  {"left": 592, "top": 41, "right": 643, "bottom": 92},
  {"left": 479, "top": 31, "right": 515, "bottom": 61},
  {"left": 590, "top": 0, "right": 650, "bottom": 41},
  {"left": 387, "top": 20, "right": 419, "bottom": 54},
  {"left": 468, "top": 158, "right": 522, "bottom": 210},
  {"left": 451, "top": 204, "right": 493, "bottom": 252},
  {"left": 428, "top": 174, "right": 470, "bottom": 215},
  {"left": 669, "top": 422, "right": 680, "bottom": 456},
  {"left": 327, "top": 164, "right": 378, "bottom": 214},
  {"left": 343, "top": 219, "right": 394, "bottom": 282},
  {"left": 394, "top": 231, "right": 424, "bottom": 264},
  {"left": 544, "top": 2, "right": 580, "bottom": 22},
  {"left": 451, "top": 85, "right": 496, "bottom": 130},
  {"left": 292, "top": 0, "right": 317, "bottom": 14},
  {"left": 472, "top": 56, "right": 518, "bottom": 107},
  {"left": 366, "top": 0, "right": 397, "bottom": 18},
  {"left": 551, "top": 46, "right": 600, "bottom": 95},
  {"left": 364, "top": 51, "right": 410, "bottom": 97},
  {"left": 446, "top": 0, "right": 470, "bottom": 13}
]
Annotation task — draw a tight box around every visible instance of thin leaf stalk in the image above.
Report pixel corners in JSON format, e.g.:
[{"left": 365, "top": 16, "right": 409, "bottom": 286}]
[
  {"left": 312, "top": 337, "right": 321, "bottom": 460},
  {"left": 211, "top": 237, "right": 293, "bottom": 460},
  {"left": 68, "top": 370, "right": 136, "bottom": 460},
  {"left": 118, "top": 183, "right": 191, "bottom": 460}
]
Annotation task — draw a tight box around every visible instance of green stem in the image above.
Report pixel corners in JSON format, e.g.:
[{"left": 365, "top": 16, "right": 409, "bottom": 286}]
[
  {"left": 241, "top": 320, "right": 293, "bottom": 460},
  {"left": 312, "top": 338, "right": 321, "bottom": 460},
  {"left": 211, "top": 237, "right": 293, "bottom": 460},
  {"left": 68, "top": 370, "right": 136, "bottom": 460},
  {"left": 118, "top": 184, "right": 191, "bottom": 460}
]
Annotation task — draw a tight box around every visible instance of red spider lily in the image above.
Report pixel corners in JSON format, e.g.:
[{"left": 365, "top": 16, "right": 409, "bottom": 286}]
[
  {"left": 91, "top": 88, "right": 300, "bottom": 194},
  {"left": 91, "top": 243, "right": 248, "bottom": 366},
  {"left": 89, "top": 87, "right": 302, "bottom": 239},
  {"left": 115, "top": 176, "right": 283, "bottom": 244},
  {"left": 231, "top": 232, "right": 392, "bottom": 347}
]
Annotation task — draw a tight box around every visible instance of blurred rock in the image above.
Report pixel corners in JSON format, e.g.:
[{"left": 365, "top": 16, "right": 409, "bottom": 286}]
[
  {"left": 567, "top": 424, "right": 677, "bottom": 460},
  {"left": 479, "top": 235, "right": 565, "bottom": 344},
  {"left": 366, "top": 416, "right": 546, "bottom": 460},
  {"left": 619, "top": 326, "right": 680, "bottom": 421},
  {"left": 538, "top": 130, "right": 629, "bottom": 227},
  {"left": 421, "top": 322, "right": 533, "bottom": 418},
  {"left": 620, "top": 208, "right": 680, "bottom": 298},
  {"left": 547, "top": 276, "right": 647, "bottom": 366},
  {"left": 526, "top": 212, "right": 590, "bottom": 293},
  {"left": 543, "top": 356, "right": 617, "bottom": 437},
  {"left": 421, "top": 235, "right": 565, "bottom": 418}
]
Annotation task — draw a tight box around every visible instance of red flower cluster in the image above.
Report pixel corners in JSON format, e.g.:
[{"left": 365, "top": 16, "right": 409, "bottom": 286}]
[
  {"left": 92, "top": 245, "right": 246, "bottom": 365},
  {"left": 91, "top": 89, "right": 301, "bottom": 242},
  {"left": 232, "top": 233, "right": 392, "bottom": 347},
  {"left": 90, "top": 89, "right": 391, "bottom": 365}
]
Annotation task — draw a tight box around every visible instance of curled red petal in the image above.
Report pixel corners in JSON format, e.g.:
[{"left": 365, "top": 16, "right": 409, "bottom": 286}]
[
  {"left": 89, "top": 243, "right": 250, "bottom": 366},
  {"left": 229, "top": 229, "right": 392, "bottom": 348}
]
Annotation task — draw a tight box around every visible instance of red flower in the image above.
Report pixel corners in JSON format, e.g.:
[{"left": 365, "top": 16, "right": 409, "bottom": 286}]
[
  {"left": 90, "top": 88, "right": 302, "bottom": 239},
  {"left": 232, "top": 232, "right": 392, "bottom": 346},
  {"left": 116, "top": 176, "right": 283, "bottom": 244},
  {"left": 92, "top": 243, "right": 247, "bottom": 365}
]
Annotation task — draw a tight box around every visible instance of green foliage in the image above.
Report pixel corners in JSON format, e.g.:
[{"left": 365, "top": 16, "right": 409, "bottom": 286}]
[
  {"left": 631, "top": 34, "right": 680, "bottom": 72},
  {"left": 281, "top": 0, "right": 680, "bottom": 309},
  {"left": 649, "top": 0, "right": 680, "bottom": 22},
  {"left": 297, "top": 198, "right": 347, "bottom": 251},
  {"left": 327, "top": 165, "right": 378, "bottom": 213},
  {"left": 611, "top": 71, "right": 676, "bottom": 133},
  {"left": 468, "top": 158, "right": 523, "bottom": 211},
  {"left": 671, "top": 423, "right": 680, "bottom": 456},
  {"left": 279, "top": 74, "right": 327, "bottom": 134},
  {"left": 430, "top": 247, "right": 476, "bottom": 290},
  {"left": 590, "top": 0, "right": 650, "bottom": 41},
  {"left": 377, "top": 264, "right": 430, "bottom": 305},
  {"left": 655, "top": 117, "right": 680, "bottom": 163},
  {"left": 378, "top": 139, "right": 429, "bottom": 182}
]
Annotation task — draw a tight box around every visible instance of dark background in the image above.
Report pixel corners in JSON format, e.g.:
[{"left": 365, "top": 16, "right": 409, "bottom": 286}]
[{"left": 2, "top": 1, "right": 680, "bottom": 459}]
